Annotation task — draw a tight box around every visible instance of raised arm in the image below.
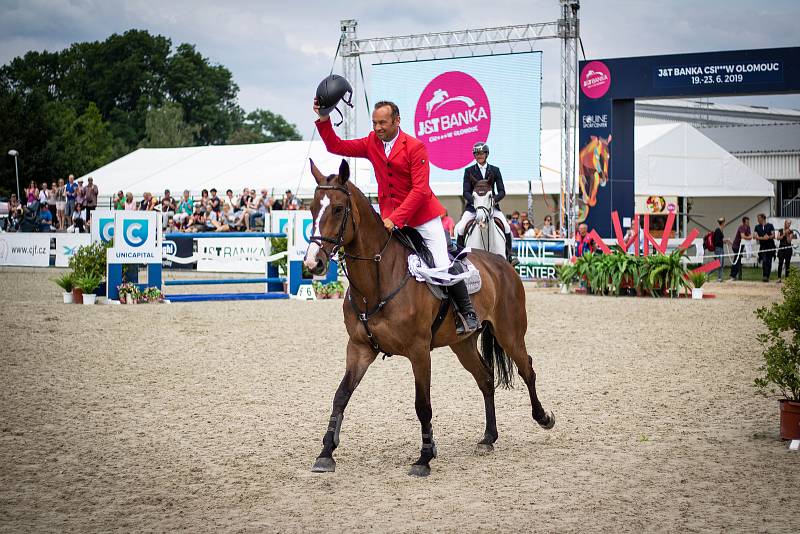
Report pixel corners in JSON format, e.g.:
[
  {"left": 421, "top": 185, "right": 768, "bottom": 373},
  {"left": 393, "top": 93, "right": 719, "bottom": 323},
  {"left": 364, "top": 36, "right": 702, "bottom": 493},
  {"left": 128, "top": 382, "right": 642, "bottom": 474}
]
[{"left": 315, "top": 119, "right": 370, "bottom": 158}]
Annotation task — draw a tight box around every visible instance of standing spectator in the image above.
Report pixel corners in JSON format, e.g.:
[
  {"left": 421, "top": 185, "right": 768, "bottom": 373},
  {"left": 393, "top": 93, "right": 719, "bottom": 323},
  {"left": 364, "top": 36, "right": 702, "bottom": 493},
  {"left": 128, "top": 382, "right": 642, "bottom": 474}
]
[
  {"left": 223, "top": 189, "right": 239, "bottom": 211},
  {"left": 209, "top": 188, "right": 221, "bottom": 212},
  {"left": 777, "top": 219, "right": 794, "bottom": 282},
  {"left": 174, "top": 190, "right": 194, "bottom": 229},
  {"left": 754, "top": 214, "right": 776, "bottom": 282},
  {"left": 124, "top": 192, "right": 137, "bottom": 210},
  {"left": 25, "top": 180, "right": 38, "bottom": 207},
  {"left": 46, "top": 182, "right": 57, "bottom": 222},
  {"left": 729, "top": 216, "right": 752, "bottom": 281},
  {"left": 575, "top": 223, "right": 595, "bottom": 257},
  {"left": 38, "top": 181, "right": 49, "bottom": 205},
  {"left": 38, "top": 203, "right": 54, "bottom": 232},
  {"left": 55, "top": 179, "right": 66, "bottom": 230},
  {"left": 84, "top": 177, "right": 98, "bottom": 221},
  {"left": 64, "top": 174, "right": 78, "bottom": 224},
  {"left": 509, "top": 210, "right": 521, "bottom": 237},
  {"left": 76, "top": 179, "right": 86, "bottom": 208},
  {"left": 200, "top": 189, "right": 210, "bottom": 209},
  {"left": 248, "top": 189, "right": 271, "bottom": 230},
  {"left": 441, "top": 210, "right": 455, "bottom": 238},
  {"left": 541, "top": 215, "right": 557, "bottom": 238},
  {"left": 712, "top": 217, "right": 728, "bottom": 282}
]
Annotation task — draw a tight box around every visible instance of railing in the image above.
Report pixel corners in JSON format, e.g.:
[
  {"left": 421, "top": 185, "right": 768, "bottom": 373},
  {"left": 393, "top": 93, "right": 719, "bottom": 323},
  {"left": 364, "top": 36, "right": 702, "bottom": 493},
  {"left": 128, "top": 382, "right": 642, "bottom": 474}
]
[{"left": 779, "top": 199, "right": 800, "bottom": 218}]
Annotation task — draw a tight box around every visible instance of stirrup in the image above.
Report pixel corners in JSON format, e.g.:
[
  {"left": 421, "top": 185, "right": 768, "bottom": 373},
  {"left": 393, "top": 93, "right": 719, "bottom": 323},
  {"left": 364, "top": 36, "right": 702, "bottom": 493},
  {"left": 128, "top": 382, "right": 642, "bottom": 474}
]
[{"left": 455, "top": 311, "right": 480, "bottom": 335}]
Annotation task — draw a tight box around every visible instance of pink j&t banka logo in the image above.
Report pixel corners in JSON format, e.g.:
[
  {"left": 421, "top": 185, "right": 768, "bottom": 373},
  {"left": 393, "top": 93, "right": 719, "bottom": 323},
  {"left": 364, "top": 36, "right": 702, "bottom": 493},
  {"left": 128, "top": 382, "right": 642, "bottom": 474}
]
[
  {"left": 415, "top": 71, "right": 491, "bottom": 170},
  {"left": 581, "top": 61, "right": 611, "bottom": 99}
]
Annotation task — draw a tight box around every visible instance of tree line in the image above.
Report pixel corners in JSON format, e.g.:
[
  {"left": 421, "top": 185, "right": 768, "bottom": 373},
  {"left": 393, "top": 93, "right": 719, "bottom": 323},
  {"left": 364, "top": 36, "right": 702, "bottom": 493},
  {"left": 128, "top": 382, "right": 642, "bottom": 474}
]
[{"left": 0, "top": 29, "right": 301, "bottom": 197}]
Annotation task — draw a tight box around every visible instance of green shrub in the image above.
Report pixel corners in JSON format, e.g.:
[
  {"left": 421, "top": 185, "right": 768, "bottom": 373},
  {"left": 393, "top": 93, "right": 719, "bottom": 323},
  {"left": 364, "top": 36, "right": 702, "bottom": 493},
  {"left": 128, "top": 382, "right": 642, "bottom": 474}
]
[
  {"left": 689, "top": 271, "right": 707, "bottom": 289},
  {"left": 68, "top": 241, "right": 111, "bottom": 280},
  {"left": 53, "top": 272, "right": 75, "bottom": 292},
  {"left": 74, "top": 273, "right": 103, "bottom": 294},
  {"left": 754, "top": 270, "right": 800, "bottom": 401}
]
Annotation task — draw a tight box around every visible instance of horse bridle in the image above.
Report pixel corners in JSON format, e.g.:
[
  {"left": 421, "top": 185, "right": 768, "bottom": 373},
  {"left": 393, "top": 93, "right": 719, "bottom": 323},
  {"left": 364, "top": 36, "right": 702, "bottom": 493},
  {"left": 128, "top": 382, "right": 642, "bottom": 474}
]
[{"left": 309, "top": 184, "right": 408, "bottom": 357}]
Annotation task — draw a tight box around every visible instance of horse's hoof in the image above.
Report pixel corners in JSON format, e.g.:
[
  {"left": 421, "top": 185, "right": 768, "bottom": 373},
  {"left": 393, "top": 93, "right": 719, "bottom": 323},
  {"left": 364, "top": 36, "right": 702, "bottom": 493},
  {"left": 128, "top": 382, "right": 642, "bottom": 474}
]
[
  {"left": 538, "top": 411, "right": 556, "bottom": 430},
  {"left": 408, "top": 464, "right": 431, "bottom": 477},
  {"left": 311, "top": 457, "right": 336, "bottom": 473},
  {"left": 475, "top": 443, "right": 494, "bottom": 455}
]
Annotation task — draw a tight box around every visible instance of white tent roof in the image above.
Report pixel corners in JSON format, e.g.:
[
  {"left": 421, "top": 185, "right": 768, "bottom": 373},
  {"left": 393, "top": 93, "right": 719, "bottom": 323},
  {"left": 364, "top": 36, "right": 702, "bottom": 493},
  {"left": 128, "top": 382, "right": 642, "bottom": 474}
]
[
  {"left": 79, "top": 141, "right": 376, "bottom": 198},
  {"left": 535, "top": 123, "right": 774, "bottom": 197},
  {"left": 82, "top": 123, "right": 772, "bottom": 200}
]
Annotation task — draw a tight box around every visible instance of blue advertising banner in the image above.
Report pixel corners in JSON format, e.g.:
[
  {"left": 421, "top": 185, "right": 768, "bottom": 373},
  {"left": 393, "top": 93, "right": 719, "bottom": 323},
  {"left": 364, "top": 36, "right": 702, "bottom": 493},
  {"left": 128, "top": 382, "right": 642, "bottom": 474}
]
[
  {"left": 512, "top": 238, "right": 567, "bottom": 280},
  {"left": 578, "top": 47, "right": 800, "bottom": 237}
]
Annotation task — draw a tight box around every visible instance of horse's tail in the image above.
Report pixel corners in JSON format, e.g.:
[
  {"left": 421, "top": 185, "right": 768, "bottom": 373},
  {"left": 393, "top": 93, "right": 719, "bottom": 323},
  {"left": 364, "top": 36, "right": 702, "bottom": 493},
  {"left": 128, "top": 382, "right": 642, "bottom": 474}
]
[{"left": 481, "top": 323, "right": 515, "bottom": 389}]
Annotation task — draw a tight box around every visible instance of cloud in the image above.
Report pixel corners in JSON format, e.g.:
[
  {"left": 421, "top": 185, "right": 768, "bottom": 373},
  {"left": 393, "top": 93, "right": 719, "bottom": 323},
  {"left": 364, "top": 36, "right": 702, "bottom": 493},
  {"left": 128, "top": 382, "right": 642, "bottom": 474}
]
[{"left": 1, "top": 0, "right": 798, "bottom": 136}]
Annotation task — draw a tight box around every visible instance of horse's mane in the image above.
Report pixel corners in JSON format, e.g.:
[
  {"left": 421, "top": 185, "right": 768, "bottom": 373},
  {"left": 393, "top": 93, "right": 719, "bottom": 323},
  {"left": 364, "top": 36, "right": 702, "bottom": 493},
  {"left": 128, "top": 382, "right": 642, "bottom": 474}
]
[{"left": 345, "top": 181, "right": 434, "bottom": 267}]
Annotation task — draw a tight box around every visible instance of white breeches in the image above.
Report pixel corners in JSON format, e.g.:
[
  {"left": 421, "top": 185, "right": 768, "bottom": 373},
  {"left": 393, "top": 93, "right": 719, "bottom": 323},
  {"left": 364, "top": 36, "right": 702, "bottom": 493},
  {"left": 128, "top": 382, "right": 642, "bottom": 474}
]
[
  {"left": 414, "top": 217, "right": 450, "bottom": 269},
  {"left": 455, "top": 209, "right": 511, "bottom": 235}
]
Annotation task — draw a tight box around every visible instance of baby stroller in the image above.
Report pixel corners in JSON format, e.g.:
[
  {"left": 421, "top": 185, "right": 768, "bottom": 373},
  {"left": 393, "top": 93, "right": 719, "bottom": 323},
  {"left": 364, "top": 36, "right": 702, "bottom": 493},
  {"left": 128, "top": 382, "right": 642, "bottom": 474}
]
[{"left": 19, "top": 203, "right": 39, "bottom": 232}]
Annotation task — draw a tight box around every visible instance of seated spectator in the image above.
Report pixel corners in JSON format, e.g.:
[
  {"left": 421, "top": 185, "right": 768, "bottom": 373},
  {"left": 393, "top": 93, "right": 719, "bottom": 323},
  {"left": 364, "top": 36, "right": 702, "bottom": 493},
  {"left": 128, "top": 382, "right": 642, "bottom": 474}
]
[
  {"left": 208, "top": 206, "right": 230, "bottom": 232},
  {"left": 575, "top": 223, "right": 595, "bottom": 257},
  {"left": 187, "top": 204, "right": 207, "bottom": 233},
  {"left": 68, "top": 202, "right": 87, "bottom": 233},
  {"left": 521, "top": 219, "right": 536, "bottom": 238},
  {"left": 248, "top": 189, "right": 271, "bottom": 230},
  {"left": 139, "top": 192, "right": 157, "bottom": 211},
  {"left": 541, "top": 215, "right": 557, "bottom": 238},
  {"left": 38, "top": 203, "right": 54, "bottom": 232},
  {"left": 174, "top": 190, "right": 194, "bottom": 229},
  {"left": 161, "top": 189, "right": 176, "bottom": 214},
  {"left": 284, "top": 189, "right": 300, "bottom": 210},
  {"left": 124, "top": 192, "right": 136, "bottom": 210},
  {"left": 225, "top": 204, "right": 245, "bottom": 231},
  {"left": 113, "top": 191, "right": 125, "bottom": 210},
  {"left": 8, "top": 203, "right": 23, "bottom": 232}
]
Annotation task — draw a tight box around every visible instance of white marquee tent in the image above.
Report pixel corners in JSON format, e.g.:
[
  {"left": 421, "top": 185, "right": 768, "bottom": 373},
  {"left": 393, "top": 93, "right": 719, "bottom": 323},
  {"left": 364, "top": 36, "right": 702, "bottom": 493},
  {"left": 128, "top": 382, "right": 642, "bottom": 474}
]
[
  {"left": 79, "top": 141, "right": 376, "bottom": 199},
  {"left": 81, "top": 123, "right": 772, "bottom": 201}
]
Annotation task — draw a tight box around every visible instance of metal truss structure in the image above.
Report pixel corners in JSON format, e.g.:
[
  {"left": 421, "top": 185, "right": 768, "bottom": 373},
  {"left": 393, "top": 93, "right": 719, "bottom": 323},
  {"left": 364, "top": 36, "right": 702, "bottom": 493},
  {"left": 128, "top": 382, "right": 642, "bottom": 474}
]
[{"left": 338, "top": 0, "right": 581, "bottom": 239}]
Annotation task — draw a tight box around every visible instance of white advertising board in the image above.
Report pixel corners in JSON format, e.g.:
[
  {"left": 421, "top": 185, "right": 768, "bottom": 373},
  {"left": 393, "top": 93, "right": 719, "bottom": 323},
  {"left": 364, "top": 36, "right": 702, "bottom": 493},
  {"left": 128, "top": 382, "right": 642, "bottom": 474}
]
[
  {"left": 196, "top": 237, "right": 270, "bottom": 274},
  {"left": 0, "top": 233, "right": 51, "bottom": 267},
  {"left": 55, "top": 233, "right": 91, "bottom": 267}
]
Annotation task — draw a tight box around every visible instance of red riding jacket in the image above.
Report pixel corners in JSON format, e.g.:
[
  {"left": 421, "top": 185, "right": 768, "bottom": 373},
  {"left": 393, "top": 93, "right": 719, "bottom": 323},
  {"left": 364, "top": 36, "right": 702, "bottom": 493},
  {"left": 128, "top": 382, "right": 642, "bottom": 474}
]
[{"left": 316, "top": 119, "right": 445, "bottom": 228}]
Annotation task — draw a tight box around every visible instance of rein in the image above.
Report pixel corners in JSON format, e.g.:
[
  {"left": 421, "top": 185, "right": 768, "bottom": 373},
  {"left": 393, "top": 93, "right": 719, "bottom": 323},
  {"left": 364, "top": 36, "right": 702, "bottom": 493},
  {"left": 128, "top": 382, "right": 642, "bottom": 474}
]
[{"left": 312, "top": 184, "right": 411, "bottom": 356}]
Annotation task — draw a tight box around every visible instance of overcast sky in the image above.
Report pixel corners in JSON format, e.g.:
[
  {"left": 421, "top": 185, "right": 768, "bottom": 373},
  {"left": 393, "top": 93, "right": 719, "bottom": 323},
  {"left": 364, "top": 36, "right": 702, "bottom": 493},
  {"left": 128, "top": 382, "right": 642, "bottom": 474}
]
[{"left": 2, "top": 0, "right": 798, "bottom": 139}]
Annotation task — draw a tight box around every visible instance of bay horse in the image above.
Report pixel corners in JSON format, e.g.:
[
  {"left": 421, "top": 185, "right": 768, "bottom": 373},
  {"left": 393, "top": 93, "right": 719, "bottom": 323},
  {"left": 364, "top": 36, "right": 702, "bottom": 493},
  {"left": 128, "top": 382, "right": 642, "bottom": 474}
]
[{"left": 304, "top": 159, "right": 554, "bottom": 477}]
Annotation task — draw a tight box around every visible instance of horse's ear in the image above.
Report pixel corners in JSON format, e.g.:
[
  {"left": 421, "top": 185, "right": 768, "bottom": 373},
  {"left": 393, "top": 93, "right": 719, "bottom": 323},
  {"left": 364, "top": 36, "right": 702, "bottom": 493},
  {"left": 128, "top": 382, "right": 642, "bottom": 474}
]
[
  {"left": 309, "top": 159, "right": 326, "bottom": 185},
  {"left": 337, "top": 159, "right": 350, "bottom": 184},
  {"left": 590, "top": 135, "right": 597, "bottom": 141}
]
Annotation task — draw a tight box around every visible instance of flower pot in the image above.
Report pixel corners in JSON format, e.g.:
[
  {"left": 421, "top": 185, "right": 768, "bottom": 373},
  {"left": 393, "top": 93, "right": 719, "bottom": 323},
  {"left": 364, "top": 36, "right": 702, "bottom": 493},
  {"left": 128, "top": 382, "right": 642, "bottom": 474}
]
[
  {"left": 63, "top": 292, "right": 74, "bottom": 304},
  {"left": 779, "top": 399, "right": 800, "bottom": 440},
  {"left": 691, "top": 287, "right": 704, "bottom": 300},
  {"left": 560, "top": 284, "right": 569, "bottom": 294},
  {"left": 72, "top": 287, "right": 83, "bottom": 305},
  {"left": 82, "top": 294, "right": 97, "bottom": 305}
]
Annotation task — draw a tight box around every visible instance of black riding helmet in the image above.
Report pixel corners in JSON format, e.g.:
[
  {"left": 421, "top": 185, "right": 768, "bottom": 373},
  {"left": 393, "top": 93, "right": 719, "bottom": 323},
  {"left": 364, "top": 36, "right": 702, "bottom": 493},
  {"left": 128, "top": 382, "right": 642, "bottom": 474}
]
[
  {"left": 472, "top": 142, "right": 489, "bottom": 155},
  {"left": 316, "top": 74, "right": 353, "bottom": 126}
]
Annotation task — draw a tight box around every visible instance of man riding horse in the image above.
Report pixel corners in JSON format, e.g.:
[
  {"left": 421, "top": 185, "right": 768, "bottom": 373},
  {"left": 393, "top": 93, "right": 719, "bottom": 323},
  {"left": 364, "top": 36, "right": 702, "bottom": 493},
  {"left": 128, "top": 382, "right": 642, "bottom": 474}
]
[
  {"left": 454, "top": 142, "right": 517, "bottom": 264},
  {"left": 312, "top": 75, "right": 480, "bottom": 335}
]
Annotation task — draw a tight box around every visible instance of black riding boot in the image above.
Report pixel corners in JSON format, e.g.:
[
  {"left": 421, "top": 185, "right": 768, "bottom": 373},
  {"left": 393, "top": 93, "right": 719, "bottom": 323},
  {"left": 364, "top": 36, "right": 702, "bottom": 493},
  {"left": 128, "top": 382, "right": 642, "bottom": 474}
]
[
  {"left": 449, "top": 280, "right": 480, "bottom": 335},
  {"left": 456, "top": 234, "right": 465, "bottom": 249},
  {"left": 505, "top": 232, "right": 519, "bottom": 266}
]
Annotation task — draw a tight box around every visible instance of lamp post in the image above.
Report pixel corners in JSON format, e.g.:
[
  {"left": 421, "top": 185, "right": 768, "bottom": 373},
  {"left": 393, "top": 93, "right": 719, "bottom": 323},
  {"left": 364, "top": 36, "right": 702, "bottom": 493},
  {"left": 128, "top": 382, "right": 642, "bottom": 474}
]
[{"left": 7, "top": 149, "right": 20, "bottom": 201}]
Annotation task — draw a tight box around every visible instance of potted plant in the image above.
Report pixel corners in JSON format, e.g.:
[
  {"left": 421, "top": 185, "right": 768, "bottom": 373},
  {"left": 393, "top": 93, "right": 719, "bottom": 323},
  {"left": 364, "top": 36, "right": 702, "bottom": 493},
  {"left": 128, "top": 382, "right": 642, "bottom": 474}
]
[
  {"left": 54, "top": 272, "right": 75, "bottom": 303},
  {"left": 754, "top": 270, "right": 800, "bottom": 440},
  {"left": 75, "top": 274, "right": 103, "bottom": 305},
  {"left": 557, "top": 263, "right": 577, "bottom": 294},
  {"left": 118, "top": 282, "right": 139, "bottom": 304},
  {"left": 143, "top": 286, "right": 164, "bottom": 303},
  {"left": 689, "top": 272, "right": 707, "bottom": 300},
  {"left": 326, "top": 281, "right": 345, "bottom": 298},
  {"left": 312, "top": 281, "right": 324, "bottom": 299},
  {"left": 69, "top": 241, "right": 110, "bottom": 303}
]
